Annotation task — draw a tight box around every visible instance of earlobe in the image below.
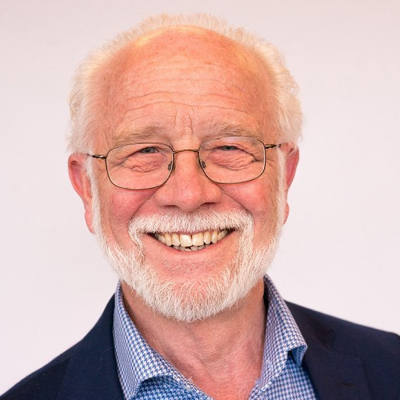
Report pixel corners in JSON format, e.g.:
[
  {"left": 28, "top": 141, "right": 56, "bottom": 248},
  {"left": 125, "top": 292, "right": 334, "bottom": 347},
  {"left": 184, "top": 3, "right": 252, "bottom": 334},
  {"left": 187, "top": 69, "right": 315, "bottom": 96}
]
[
  {"left": 282, "top": 145, "right": 299, "bottom": 225},
  {"left": 68, "top": 154, "right": 95, "bottom": 233},
  {"left": 284, "top": 145, "right": 300, "bottom": 190},
  {"left": 284, "top": 202, "right": 290, "bottom": 224}
]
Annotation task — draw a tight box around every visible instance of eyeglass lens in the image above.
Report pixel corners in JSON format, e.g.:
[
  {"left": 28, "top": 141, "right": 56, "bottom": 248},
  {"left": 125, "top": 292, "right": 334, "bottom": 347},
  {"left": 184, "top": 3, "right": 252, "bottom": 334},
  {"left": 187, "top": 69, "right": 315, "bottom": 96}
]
[{"left": 105, "top": 137, "right": 267, "bottom": 190}]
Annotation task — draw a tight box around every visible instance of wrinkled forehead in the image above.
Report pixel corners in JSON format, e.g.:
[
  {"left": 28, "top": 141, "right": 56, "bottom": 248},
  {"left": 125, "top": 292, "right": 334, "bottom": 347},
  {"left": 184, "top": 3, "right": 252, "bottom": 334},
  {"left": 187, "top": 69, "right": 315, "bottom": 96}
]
[
  {"left": 93, "top": 26, "right": 273, "bottom": 147},
  {"left": 110, "top": 26, "right": 269, "bottom": 85}
]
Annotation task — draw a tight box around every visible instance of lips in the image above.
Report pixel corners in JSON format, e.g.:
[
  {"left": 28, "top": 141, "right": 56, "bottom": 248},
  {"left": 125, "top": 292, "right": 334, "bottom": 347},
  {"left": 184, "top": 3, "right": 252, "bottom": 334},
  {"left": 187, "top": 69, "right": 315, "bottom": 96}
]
[{"left": 153, "top": 229, "right": 229, "bottom": 251}]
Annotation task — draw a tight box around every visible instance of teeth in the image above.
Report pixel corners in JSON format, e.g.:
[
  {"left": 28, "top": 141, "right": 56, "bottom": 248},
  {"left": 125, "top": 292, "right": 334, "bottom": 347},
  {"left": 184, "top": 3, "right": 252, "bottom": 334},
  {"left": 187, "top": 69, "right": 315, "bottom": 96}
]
[
  {"left": 180, "top": 234, "right": 192, "bottom": 247},
  {"left": 192, "top": 232, "right": 204, "bottom": 246},
  {"left": 172, "top": 233, "right": 180, "bottom": 246},
  {"left": 165, "top": 233, "right": 172, "bottom": 246},
  {"left": 174, "top": 244, "right": 212, "bottom": 252},
  {"left": 154, "top": 229, "right": 230, "bottom": 249},
  {"left": 218, "top": 229, "right": 228, "bottom": 241}
]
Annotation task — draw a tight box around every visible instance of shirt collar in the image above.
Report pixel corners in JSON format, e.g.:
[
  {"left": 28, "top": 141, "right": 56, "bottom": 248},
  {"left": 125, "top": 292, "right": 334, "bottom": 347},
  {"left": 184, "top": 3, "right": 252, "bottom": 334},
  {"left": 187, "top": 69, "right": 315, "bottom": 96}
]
[
  {"left": 113, "top": 275, "right": 308, "bottom": 397},
  {"left": 259, "top": 275, "right": 308, "bottom": 390},
  {"left": 113, "top": 284, "right": 183, "bottom": 398}
]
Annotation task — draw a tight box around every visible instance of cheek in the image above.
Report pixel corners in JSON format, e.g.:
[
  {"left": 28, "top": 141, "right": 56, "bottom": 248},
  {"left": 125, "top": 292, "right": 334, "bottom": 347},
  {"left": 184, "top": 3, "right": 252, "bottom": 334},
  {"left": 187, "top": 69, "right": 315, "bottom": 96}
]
[
  {"left": 224, "top": 175, "right": 278, "bottom": 216},
  {"left": 99, "top": 188, "right": 154, "bottom": 239},
  {"left": 223, "top": 177, "right": 281, "bottom": 245}
]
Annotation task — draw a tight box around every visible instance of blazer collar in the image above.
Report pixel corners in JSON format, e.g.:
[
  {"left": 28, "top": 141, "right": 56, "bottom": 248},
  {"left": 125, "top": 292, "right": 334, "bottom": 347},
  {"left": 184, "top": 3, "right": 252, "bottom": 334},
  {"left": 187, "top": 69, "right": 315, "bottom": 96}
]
[
  {"left": 287, "top": 302, "right": 372, "bottom": 400},
  {"left": 56, "top": 297, "right": 124, "bottom": 400}
]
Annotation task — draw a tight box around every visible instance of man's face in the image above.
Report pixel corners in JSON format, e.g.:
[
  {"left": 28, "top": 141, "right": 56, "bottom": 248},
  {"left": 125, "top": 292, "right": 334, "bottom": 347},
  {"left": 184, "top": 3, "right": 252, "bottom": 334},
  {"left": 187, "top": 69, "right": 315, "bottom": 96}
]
[{"left": 71, "top": 27, "right": 297, "bottom": 320}]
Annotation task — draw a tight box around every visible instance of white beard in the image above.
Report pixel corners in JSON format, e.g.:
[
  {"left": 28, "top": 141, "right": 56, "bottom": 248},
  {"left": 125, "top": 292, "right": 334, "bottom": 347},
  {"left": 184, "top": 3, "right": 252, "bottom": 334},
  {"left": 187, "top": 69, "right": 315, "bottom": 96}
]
[{"left": 89, "top": 157, "right": 286, "bottom": 322}]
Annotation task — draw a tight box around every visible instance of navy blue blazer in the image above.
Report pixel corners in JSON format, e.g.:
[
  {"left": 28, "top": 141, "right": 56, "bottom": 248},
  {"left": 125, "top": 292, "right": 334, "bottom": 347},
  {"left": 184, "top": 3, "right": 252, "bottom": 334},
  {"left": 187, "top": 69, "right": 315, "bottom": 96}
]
[{"left": 2, "top": 297, "right": 400, "bottom": 399}]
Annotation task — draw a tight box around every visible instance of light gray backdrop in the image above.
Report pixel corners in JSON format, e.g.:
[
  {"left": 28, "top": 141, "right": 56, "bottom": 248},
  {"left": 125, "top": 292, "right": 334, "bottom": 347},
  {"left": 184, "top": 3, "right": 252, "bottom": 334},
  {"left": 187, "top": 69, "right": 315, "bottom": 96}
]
[{"left": 1, "top": 0, "right": 399, "bottom": 393}]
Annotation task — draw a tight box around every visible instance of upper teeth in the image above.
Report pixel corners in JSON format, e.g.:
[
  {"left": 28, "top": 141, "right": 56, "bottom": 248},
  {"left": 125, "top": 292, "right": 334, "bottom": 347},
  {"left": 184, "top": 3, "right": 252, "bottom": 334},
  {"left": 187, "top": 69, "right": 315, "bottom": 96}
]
[{"left": 154, "top": 229, "right": 228, "bottom": 248}]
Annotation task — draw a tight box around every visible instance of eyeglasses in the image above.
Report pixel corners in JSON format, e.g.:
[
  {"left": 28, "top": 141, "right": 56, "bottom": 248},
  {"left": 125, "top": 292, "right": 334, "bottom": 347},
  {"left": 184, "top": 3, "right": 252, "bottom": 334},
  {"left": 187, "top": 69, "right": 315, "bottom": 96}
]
[{"left": 87, "top": 136, "right": 282, "bottom": 190}]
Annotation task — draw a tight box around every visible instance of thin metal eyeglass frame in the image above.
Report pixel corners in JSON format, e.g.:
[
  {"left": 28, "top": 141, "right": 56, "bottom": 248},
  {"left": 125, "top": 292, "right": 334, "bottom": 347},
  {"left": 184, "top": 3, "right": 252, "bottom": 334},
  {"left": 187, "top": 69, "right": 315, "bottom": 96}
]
[{"left": 87, "top": 138, "right": 283, "bottom": 190}]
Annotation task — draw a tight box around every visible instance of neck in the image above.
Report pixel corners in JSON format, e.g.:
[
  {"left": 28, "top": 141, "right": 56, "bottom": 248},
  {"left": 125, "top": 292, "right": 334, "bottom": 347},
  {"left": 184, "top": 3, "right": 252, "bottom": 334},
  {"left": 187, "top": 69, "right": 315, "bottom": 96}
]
[{"left": 121, "top": 279, "right": 267, "bottom": 399}]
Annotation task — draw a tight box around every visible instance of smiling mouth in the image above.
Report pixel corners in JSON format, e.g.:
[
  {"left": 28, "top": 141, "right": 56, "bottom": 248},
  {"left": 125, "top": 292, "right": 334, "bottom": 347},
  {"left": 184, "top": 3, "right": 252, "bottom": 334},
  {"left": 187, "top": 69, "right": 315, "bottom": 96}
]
[{"left": 152, "top": 229, "right": 230, "bottom": 252}]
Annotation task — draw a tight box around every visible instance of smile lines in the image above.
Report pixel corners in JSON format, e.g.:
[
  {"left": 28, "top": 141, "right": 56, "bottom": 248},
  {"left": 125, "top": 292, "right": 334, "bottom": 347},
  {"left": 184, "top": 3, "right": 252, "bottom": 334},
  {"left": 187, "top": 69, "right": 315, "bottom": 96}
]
[{"left": 154, "top": 229, "right": 229, "bottom": 251}]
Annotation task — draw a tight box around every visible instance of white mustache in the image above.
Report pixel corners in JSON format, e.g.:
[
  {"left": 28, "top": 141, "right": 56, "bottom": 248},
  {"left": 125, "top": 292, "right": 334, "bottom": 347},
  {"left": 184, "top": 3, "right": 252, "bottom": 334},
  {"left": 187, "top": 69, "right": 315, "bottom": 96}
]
[{"left": 128, "top": 210, "right": 253, "bottom": 235}]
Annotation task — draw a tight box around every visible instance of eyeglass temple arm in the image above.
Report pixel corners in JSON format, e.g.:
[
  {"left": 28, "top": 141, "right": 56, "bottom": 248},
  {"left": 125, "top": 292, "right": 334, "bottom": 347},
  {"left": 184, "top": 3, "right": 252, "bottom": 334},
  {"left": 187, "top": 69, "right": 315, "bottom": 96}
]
[
  {"left": 263, "top": 144, "right": 279, "bottom": 150},
  {"left": 87, "top": 154, "right": 107, "bottom": 160}
]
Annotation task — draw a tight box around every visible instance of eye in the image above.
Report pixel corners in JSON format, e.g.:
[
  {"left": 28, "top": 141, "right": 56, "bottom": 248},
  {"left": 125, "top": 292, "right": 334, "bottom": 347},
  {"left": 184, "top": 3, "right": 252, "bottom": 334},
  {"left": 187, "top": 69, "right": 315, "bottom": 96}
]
[
  {"left": 218, "top": 145, "right": 240, "bottom": 151},
  {"left": 138, "top": 146, "right": 159, "bottom": 154}
]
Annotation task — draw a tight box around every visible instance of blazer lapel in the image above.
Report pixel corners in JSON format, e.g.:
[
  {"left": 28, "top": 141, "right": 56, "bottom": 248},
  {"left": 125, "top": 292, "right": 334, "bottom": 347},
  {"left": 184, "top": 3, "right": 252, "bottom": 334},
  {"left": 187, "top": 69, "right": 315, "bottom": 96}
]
[
  {"left": 287, "top": 302, "right": 371, "bottom": 400},
  {"left": 56, "top": 297, "right": 124, "bottom": 400},
  {"left": 303, "top": 341, "right": 371, "bottom": 399}
]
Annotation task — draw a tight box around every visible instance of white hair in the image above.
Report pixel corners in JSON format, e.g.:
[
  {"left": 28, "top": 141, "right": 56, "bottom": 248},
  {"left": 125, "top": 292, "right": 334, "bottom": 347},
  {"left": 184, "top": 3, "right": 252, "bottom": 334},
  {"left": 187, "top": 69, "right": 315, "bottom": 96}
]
[{"left": 68, "top": 13, "right": 302, "bottom": 153}]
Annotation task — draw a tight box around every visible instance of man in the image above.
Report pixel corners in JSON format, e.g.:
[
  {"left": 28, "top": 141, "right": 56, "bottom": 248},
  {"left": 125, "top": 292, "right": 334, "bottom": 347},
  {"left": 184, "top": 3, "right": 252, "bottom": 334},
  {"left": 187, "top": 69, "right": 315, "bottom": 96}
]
[{"left": 2, "top": 13, "right": 399, "bottom": 400}]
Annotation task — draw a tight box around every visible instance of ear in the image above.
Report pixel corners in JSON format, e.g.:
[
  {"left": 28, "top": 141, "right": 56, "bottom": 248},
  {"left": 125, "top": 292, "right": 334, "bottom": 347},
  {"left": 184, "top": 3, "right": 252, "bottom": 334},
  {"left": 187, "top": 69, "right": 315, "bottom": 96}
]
[
  {"left": 282, "top": 145, "right": 300, "bottom": 224},
  {"left": 68, "top": 153, "right": 95, "bottom": 233}
]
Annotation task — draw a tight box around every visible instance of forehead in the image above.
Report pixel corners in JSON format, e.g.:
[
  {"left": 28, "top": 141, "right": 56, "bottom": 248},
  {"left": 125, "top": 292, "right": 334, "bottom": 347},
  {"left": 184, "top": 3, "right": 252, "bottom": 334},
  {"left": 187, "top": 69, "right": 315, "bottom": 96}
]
[
  {"left": 94, "top": 27, "right": 275, "bottom": 148},
  {"left": 112, "top": 26, "right": 268, "bottom": 84}
]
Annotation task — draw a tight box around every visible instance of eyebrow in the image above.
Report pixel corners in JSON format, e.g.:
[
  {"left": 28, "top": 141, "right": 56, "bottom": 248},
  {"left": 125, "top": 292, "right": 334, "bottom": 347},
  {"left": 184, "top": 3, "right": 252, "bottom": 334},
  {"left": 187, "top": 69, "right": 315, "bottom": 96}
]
[
  {"left": 111, "top": 122, "right": 264, "bottom": 148},
  {"left": 112, "top": 126, "right": 165, "bottom": 147},
  {"left": 206, "top": 122, "right": 263, "bottom": 141}
]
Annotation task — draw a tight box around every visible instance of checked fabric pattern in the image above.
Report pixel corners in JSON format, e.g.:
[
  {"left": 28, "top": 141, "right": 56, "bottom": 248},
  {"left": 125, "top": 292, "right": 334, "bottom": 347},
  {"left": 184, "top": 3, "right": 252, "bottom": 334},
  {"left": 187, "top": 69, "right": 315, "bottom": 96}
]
[{"left": 113, "top": 276, "right": 317, "bottom": 399}]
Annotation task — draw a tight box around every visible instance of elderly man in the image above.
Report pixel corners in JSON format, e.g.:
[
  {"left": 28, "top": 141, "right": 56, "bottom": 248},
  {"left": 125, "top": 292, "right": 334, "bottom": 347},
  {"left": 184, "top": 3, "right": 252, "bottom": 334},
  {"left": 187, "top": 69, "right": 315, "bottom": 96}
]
[{"left": 2, "top": 14, "right": 399, "bottom": 400}]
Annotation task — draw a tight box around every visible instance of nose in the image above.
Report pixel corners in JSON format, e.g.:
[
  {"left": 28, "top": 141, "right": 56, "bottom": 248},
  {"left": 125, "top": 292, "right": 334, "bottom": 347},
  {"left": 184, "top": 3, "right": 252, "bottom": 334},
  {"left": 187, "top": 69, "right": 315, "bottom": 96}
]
[{"left": 153, "top": 150, "right": 222, "bottom": 212}]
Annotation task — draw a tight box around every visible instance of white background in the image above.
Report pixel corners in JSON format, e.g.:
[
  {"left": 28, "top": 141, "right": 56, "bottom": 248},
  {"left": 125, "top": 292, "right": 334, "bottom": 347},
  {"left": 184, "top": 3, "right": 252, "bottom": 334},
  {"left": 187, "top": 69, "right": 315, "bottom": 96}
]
[{"left": 1, "top": 0, "right": 399, "bottom": 393}]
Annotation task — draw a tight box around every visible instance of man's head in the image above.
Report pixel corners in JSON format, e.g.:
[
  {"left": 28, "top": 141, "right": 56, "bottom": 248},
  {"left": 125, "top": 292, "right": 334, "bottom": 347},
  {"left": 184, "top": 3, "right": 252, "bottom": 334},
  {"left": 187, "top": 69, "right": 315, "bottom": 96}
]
[{"left": 68, "top": 14, "right": 301, "bottom": 322}]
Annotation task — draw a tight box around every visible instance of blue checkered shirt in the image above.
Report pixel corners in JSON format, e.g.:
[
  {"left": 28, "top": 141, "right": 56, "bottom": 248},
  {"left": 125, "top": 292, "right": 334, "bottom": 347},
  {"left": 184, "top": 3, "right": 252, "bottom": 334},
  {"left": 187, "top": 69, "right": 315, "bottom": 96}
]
[{"left": 113, "top": 276, "right": 317, "bottom": 399}]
